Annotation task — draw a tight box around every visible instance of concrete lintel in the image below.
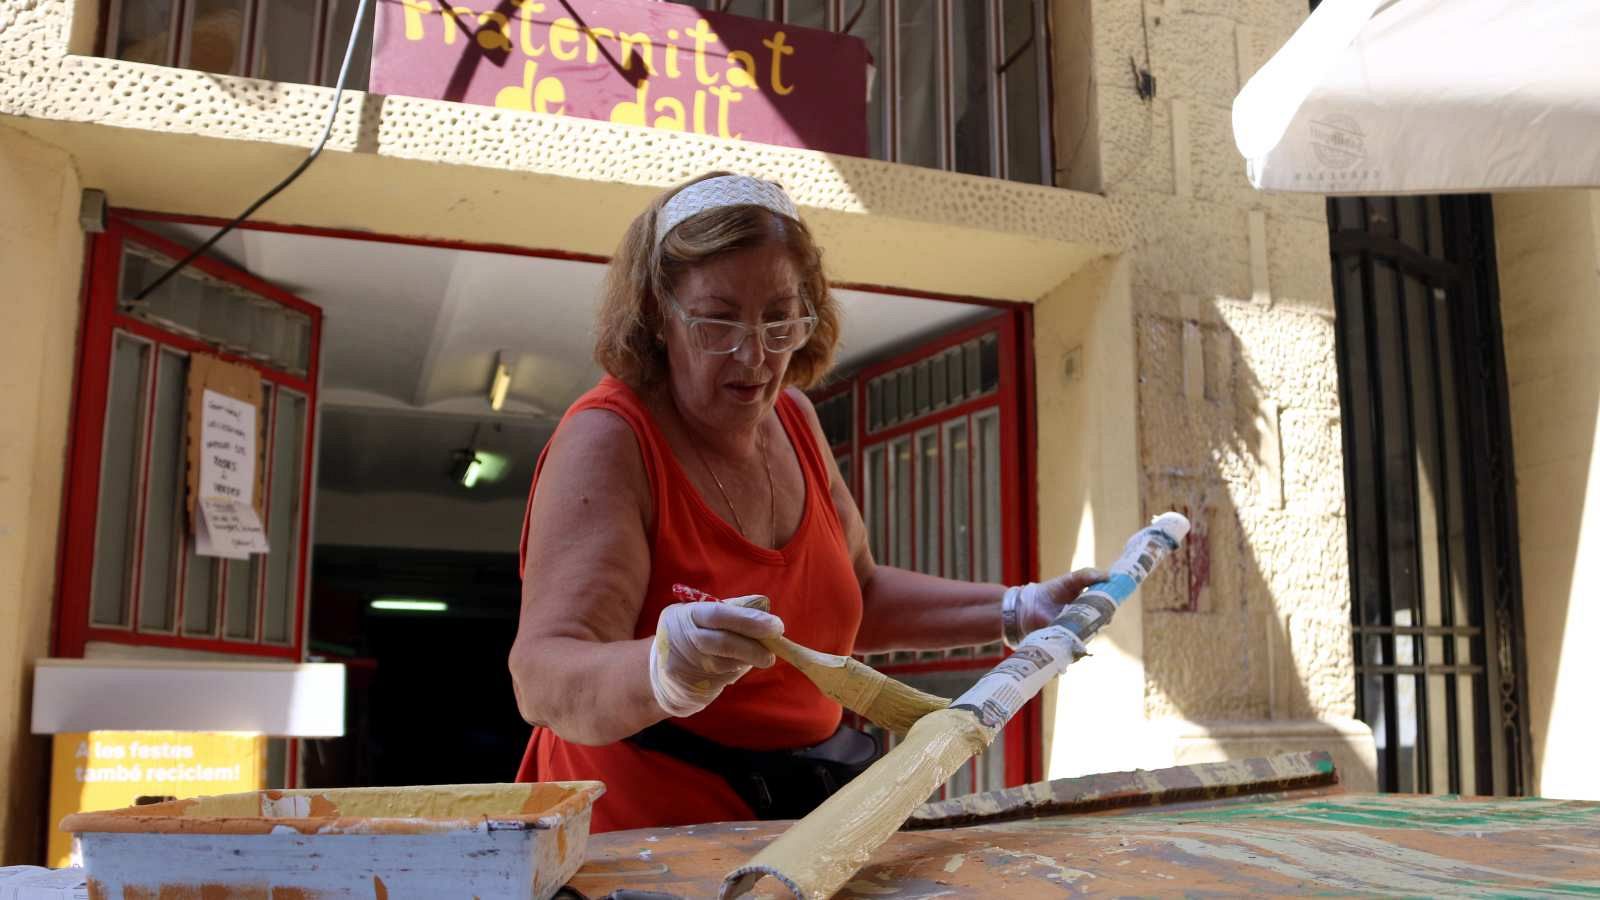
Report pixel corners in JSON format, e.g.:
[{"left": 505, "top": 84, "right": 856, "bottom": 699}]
[{"left": 8, "top": 106, "right": 1124, "bottom": 302}]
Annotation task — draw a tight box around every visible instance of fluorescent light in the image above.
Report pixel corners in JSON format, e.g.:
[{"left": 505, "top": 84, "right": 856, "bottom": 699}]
[
  {"left": 474, "top": 451, "right": 509, "bottom": 483},
  {"left": 449, "top": 449, "right": 484, "bottom": 488},
  {"left": 460, "top": 455, "right": 482, "bottom": 488},
  {"left": 489, "top": 355, "right": 512, "bottom": 412},
  {"left": 370, "top": 598, "right": 448, "bottom": 612}
]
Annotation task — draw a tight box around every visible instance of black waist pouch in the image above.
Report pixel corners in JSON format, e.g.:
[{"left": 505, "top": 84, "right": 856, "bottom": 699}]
[{"left": 626, "top": 721, "right": 880, "bottom": 820}]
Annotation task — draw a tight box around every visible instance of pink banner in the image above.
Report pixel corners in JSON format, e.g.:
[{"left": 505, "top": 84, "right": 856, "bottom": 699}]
[{"left": 370, "top": 0, "right": 870, "bottom": 156}]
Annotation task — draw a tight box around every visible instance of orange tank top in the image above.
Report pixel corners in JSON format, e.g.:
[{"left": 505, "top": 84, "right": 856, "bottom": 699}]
[{"left": 514, "top": 376, "right": 864, "bottom": 832}]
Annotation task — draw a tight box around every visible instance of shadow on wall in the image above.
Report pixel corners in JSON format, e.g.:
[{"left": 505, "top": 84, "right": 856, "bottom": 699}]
[
  {"left": 1134, "top": 294, "right": 1371, "bottom": 788},
  {"left": 1028, "top": 255, "right": 1363, "bottom": 786}
]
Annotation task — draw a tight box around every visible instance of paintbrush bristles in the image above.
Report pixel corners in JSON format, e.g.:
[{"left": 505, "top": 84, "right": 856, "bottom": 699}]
[
  {"left": 763, "top": 638, "right": 948, "bottom": 736},
  {"left": 851, "top": 666, "right": 950, "bottom": 735}
]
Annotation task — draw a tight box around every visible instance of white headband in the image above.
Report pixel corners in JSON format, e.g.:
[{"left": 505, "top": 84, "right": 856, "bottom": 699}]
[{"left": 655, "top": 175, "right": 799, "bottom": 246}]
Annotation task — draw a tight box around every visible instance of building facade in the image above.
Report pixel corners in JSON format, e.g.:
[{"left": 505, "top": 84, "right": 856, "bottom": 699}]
[{"left": 3, "top": 0, "right": 1596, "bottom": 867}]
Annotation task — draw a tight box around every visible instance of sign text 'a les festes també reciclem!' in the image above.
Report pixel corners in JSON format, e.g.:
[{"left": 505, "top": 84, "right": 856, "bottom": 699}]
[{"left": 370, "top": 0, "right": 870, "bottom": 156}]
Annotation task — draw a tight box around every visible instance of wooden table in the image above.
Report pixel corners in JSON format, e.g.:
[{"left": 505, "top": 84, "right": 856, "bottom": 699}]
[{"left": 566, "top": 753, "right": 1600, "bottom": 898}]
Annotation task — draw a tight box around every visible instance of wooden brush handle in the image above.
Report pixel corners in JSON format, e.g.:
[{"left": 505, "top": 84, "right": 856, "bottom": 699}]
[
  {"left": 764, "top": 634, "right": 850, "bottom": 674},
  {"left": 719, "top": 595, "right": 851, "bottom": 674}
]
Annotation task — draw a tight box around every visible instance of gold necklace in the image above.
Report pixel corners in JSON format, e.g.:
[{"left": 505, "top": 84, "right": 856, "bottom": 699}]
[{"left": 691, "top": 424, "right": 777, "bottom": 545}]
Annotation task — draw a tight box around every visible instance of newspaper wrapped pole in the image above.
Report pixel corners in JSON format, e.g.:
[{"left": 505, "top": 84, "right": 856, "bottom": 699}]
[{"left": 720, "top": 512, "right": 1191, "bottom": 900}]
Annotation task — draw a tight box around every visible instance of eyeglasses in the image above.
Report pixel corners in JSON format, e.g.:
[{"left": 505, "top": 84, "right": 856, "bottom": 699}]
[{"left": 663, "top": 293, "right": 818, "bottom": 356}]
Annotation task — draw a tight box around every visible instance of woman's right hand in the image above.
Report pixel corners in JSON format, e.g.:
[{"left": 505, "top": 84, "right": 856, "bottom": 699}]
[{"left": 649, "top": 602, "right": 785, "bottom": 717}]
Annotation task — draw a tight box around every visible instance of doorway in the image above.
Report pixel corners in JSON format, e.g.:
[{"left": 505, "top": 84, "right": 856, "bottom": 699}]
[{"left": 62, "top": 211, "right": 1039, "bottom": 794}]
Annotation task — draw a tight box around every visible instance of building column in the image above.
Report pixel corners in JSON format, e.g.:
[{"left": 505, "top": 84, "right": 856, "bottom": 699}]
[
  {"left": 0, "top": 123, "right": 85, "bottom": 864},
  {"left": 1495, "top": 189, "right": 1600, "bottom": 801}
]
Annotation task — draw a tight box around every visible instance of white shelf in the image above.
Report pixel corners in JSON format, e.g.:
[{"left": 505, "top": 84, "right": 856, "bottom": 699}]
[{"left": 31, "top": 659, "right": 346, "bottom": 737}]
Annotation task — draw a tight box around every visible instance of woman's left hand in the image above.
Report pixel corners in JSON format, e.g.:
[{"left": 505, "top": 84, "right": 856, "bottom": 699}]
[{"left": 1018, "top": 567, "right": 1109, "bottom": 634}]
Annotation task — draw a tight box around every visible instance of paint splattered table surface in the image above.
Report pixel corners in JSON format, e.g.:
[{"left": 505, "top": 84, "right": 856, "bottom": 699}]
[{"left": 568, "top": 793, "right": 1600, "bottom": 897}]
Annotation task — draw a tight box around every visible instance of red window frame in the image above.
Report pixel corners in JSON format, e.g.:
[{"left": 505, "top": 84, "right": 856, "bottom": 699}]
[
  {"left": 818, "top": 306, "right": 1043, "bottom": 788},
  {"left": 55, "top": 216, "right": 322, "bottom": 661}
]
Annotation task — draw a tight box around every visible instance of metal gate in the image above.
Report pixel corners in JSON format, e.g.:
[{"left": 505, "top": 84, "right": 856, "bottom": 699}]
[{"left": 1328, "top": 194, "right": 1531, "bottom": 795}]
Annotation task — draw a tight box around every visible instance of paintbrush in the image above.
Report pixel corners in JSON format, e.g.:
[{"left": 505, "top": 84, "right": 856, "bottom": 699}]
[
  {"left": 719, "top": 513, "right": 1192, "bottom": 900},
  {"left": 672, "top": 585, "right": 949, "bottom": 736}
]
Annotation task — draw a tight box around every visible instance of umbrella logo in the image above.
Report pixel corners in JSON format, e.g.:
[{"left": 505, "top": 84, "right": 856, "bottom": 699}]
[{"left": 1308, "top": 115, "right": 1365, "bottom": 170}]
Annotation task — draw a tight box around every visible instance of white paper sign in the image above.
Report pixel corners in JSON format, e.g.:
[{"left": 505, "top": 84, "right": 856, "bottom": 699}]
[
  {"left": 199, "top": 389, "right": 255, "bottom": 501},
  {"left": 194, "top": 389, "right": 270, "bottom": 558},
  {"left": 196, "top": 496, "right": 269, "bottom": 559}
]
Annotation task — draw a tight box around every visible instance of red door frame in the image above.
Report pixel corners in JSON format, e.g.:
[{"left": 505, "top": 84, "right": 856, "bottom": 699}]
[
  {"left": 56, "top": 216, "right": 323, "bottom": 661},
  {"left": 825, "top": 307, "right": 1043, "bottom": 786},
  {"left": 1017, "top": 304, "right": 1042, "bottom": 782}
]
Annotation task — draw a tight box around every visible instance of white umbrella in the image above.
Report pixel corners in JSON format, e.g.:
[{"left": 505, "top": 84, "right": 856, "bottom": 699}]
[{"left": 1233, "top": 0, "right": 1600, "bottom": 195}]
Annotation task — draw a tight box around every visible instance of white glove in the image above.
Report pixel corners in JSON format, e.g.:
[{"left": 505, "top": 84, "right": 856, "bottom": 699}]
[
  {"left": 1002, "top": 567, "right": 1108, "bottom": 647},
  {"left": 648, "top": 601, "right": 784, "bottom": 717}
]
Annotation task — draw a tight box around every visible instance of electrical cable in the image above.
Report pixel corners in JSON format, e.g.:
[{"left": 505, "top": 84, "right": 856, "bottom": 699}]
[{"left": 132, "top": 0, "right": 375, "bottom": 302}]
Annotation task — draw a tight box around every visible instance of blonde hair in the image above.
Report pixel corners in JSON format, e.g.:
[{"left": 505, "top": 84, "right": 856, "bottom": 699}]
[{"left": 594, "top": 172, "right": 840, "bottom": 390}]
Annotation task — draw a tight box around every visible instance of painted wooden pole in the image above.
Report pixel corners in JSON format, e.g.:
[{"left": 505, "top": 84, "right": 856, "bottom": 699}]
[{"left": 719, "top": 513, "right": 1191, "bottom": 900}]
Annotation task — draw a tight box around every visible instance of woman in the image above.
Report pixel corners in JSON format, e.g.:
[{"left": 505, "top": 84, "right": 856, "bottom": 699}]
[{"left": 508, "top": 172, "right": 1103, "bottom": 832}]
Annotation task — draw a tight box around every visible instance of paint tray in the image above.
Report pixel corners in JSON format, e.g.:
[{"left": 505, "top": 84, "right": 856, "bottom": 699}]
[{"left": 61, "top": 781, "right": 603, "bottom": 898}]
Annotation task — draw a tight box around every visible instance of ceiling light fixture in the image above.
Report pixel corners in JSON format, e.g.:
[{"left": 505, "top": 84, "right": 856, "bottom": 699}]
[
  {"left": 489, "top": 352, "right": 513, "bottom": 412},
  {"left": 370, "top": 598, "right": 449, "bottom": 612},
  {"left": 450, "top": 449, "right": 483, "bottom": 488}
]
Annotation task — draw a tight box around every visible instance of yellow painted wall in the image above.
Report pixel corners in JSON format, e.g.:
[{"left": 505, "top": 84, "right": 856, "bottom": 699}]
[
  {"left": 0, "top": 123, "right": 85, "bottom": 864},
  {"left": 1494, "top": 190, "right": 1600, "bottom": 801},
  {"left": 0, "top": 0, "right": 1381, "bottom": 806},
  {"left": 1031, "top": 255, "right": 1149, "bottom": 778}
]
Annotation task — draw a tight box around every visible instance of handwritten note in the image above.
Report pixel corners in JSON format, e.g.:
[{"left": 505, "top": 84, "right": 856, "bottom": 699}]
[{"left": 193, "top": 389, "right": 269, "bottom": 559}]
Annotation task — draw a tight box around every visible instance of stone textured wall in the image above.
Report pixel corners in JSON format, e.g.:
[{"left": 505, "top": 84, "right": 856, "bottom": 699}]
[
  {"left": 1079, "top": 0, "right": 1357, "bottom": 725},
  {"left": 0, "top": 123, "right": 84, "bottom": 865}
]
